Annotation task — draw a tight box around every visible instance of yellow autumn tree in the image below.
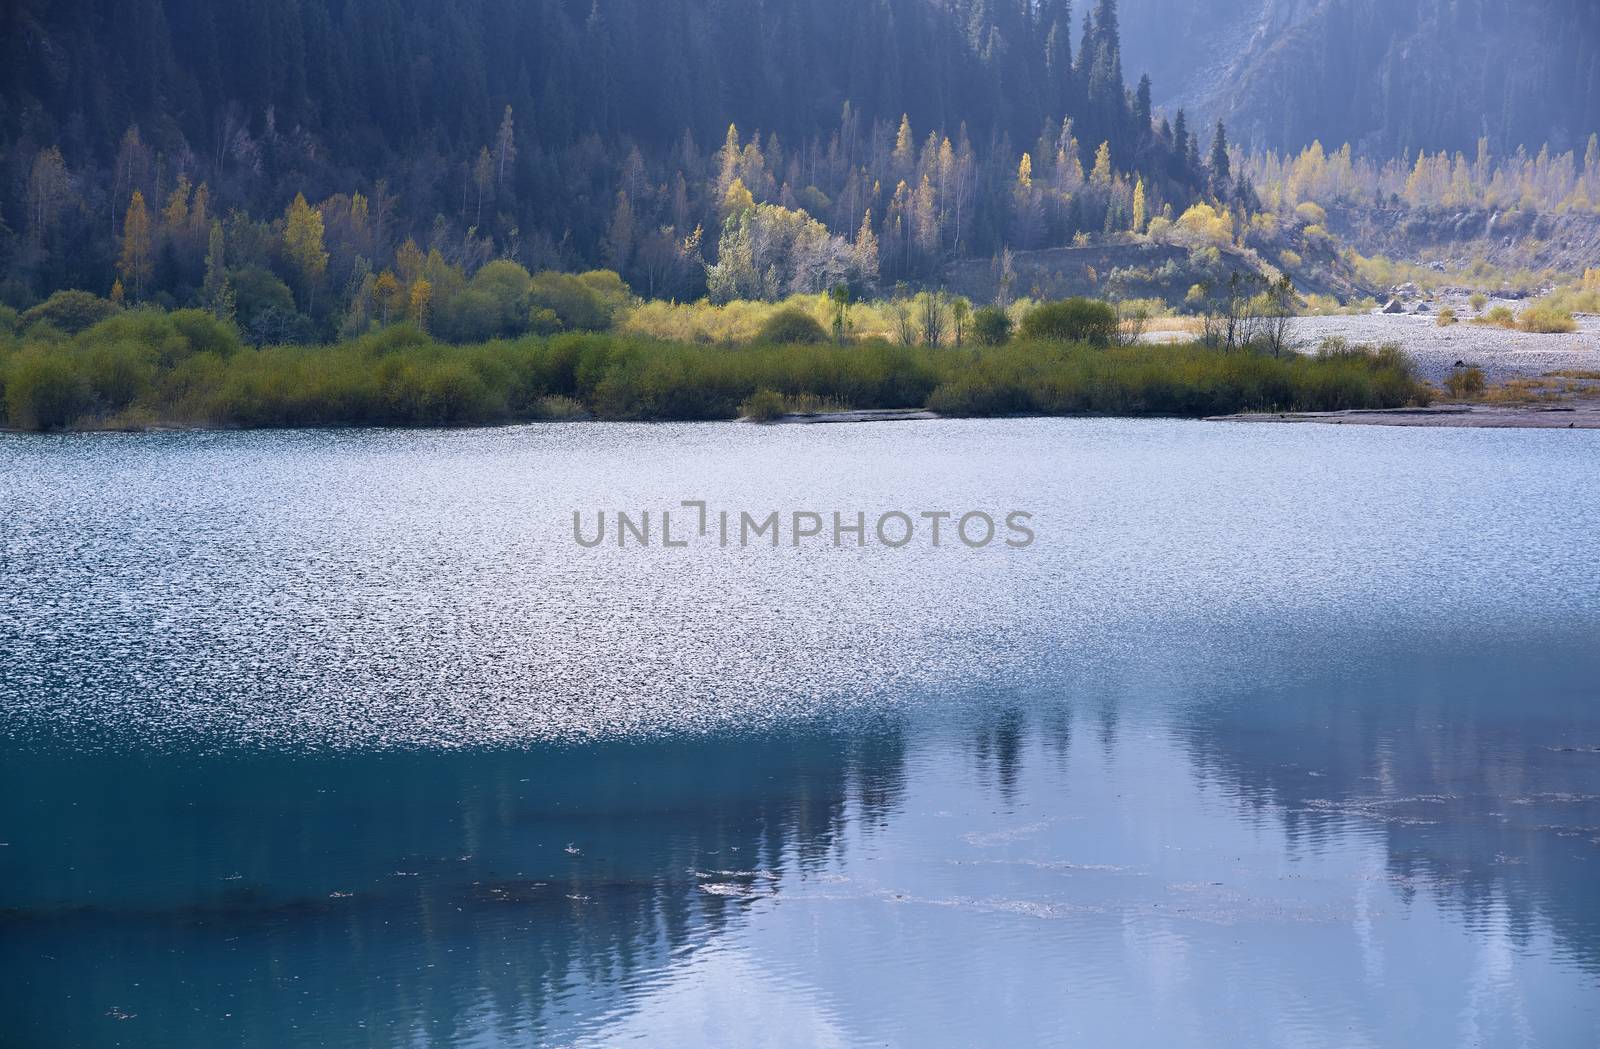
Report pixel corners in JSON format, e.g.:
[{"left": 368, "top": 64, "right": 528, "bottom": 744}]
[
  {"left": 118, "top": 190, "right": 153, "bottom": 299},
  {"left": 283, "top": 192, "right": 329, "bottom": 311},
  {"left": 373, "top": 271, "right": 402, "bottom": 326},
  {"left": 1091, "top": 141, "right": 1114, "bottom": 186},
  {"left": 1132, "top": 177, "right": 1147, "bottom": 233},
  {"left": 408, "top": 277, "right": 432, "bottom": 332}
]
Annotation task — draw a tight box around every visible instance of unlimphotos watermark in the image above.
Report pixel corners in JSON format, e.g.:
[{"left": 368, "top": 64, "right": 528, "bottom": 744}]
[{"left": 572, "top": 502, "right": 1036, "bottom": 550}]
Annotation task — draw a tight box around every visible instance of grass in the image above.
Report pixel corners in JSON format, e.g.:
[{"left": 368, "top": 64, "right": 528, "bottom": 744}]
[{"left": 0, "top": 308, "right": 1431, "bottom": 431}]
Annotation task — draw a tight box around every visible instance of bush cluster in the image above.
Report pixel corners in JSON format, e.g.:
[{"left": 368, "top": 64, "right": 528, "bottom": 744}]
[{"left": 1, "top": 304, "right": 1428, "bottom": 431}]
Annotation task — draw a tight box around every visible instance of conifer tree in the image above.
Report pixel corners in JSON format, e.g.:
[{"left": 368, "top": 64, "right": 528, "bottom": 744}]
[{"left": 1208, "top": 121, "right": 1231, "bottom": 197}]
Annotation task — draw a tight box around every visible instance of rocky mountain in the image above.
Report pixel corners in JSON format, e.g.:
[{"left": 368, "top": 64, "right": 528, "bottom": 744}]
[{"left": 1118, "top": 0, "right": 1600, "bottom": 155}]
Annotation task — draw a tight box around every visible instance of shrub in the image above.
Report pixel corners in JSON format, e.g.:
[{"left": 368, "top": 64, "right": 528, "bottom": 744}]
[
  {"left": 1469, "top": 293, "right": 1488, "bottom": 312},
  {"left": 1444, "top": 365, "right": 1486, "bottom": 399},
  {"left": 20, "top": 290, "right": 121, "bottom": 335},
  {"left": 528, "top": 271, "right": 625, "bottom": 332},
  {"left": 1020, "top": 298, "right": 1119, "bottom": 346},
  {"left": 1294, "top": 202, "right": 1328, "bottom": 227},
  {"left": 437, "top": 260, "right": 534, "bottom": 342},
  {"left": 1436, "top": 307, "right": 1458, "bottom": 326},
  {"left": 738, "top": 389, "right": 788, "bottom": 422},
  {"left": 232, "top": 267, "right": 297, "bottom": 328},
  {"left": 4, "top": 350, "right": 91, "bottom": 429},
  {"left": 1517, "top": 302, "right": 1577, "bottom": 333},
  {"left": 754, "top": 307, "right": 828, "bottom": 344},
  {"left": 970, "top": 306, "right": 1013, "bottom": 346},
  {"left": 1174, "top": 203, "right": 1234, "bottom": 248},
  {"left": 1472, "top": 306, "right": 1517, "bottom": 329}
]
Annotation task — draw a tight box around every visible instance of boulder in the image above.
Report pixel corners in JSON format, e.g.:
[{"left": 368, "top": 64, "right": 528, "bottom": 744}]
[
  {"left": 1413, "top": 302, "right": 1431, "bottom": 313},
  {"left": 1382, "top": 299, "right": 1407, "bottom": 314}
]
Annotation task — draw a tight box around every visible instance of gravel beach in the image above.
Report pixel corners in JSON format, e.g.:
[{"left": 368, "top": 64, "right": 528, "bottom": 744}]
[{"left": 1141, "top": 299, "right": 1598, "bottom": 385}]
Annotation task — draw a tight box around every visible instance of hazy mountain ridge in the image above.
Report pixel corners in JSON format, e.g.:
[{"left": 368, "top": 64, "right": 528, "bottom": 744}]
[{"left": 1120, "top": 0, "right": 1600, "bottom": 155}]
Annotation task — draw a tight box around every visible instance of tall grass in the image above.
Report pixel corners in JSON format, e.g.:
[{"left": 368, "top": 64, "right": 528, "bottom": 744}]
[{"left": 0, "top": 309, "right": 1428, "bottom": 431}]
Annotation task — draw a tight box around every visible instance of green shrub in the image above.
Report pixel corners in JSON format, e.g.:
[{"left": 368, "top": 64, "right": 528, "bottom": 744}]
[
  {"left": 970, "top": 306, "right": 1013, "bottom": 346},
  {"left": 1472, "top": 306, "right": 1517, "bottom": 329},
  {"left": 0, "top": 310, "right": 1430, "bottom": 431},
  {"left": 528, "top": 271, "right": 628, "bottom": 332},
  {"left": 754, "top": 308, "right": 827, "bottom": 344},
  {"left": 1019, "top": 298, "right": 1118, "bottom": 345},
  {"left": 20, "top": 290, "right": 121, "bottom": 335},
  {"left": 437, "top": 260, "right": 534, "bottom": 342},
  {"left": 1468, "top": 293, "right": 1488, "bottom": 312},
  {"left": 4, "top": 350, "right": 91, "bottom": 429},
  {"left": 1517, "top": 302, "right": 1577, "bottom": 333},
  {"left": 739, "top": 388, "right": 788, "bottom": 421}
]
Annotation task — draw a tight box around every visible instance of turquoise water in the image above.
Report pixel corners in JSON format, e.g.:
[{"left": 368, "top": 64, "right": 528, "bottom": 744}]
[{"left": 2, "top": 420, "right": 1598, "bottom": 1047}]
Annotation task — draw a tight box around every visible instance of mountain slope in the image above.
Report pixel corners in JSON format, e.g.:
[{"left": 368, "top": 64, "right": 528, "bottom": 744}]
[{"left": 1119, "top": 0, "right": 1600, "bottom": 154}]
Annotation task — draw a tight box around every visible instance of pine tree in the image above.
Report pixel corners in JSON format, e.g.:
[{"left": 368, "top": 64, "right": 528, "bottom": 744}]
[
  {"left": 1171, "top": 109, "right": 1190, "bottom": 181},
  {"left": 1208, "top": 121, "right": 1231, "bottom": 197},
  {"left": 118, "top": 190, "right": 153, "bottom": 299}
]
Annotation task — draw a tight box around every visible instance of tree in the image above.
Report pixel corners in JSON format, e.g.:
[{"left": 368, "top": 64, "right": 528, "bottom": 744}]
[
  {"left": 604, "top": 191, "right": 635, "bottom": 274},
  {"left": 27, "top": 147, "right": 71, "bottom": 250},
  {"left": 118, "top": 191, "right": 153, "bottom": 299},
  {"left": 283, "top": 193, "right": 329, "bottom": 311},
  {"left": 1209, "top": 121, "right": 1231, "bottom": 198},
  {"left": 472, "top": 148, "right": 495, "bottom": 229},
  {"left": 1131, "top": 177, "right": 1147, "bottom": 233},
  {"left": 494, "top": 106, "right": 517, "bottom": 192},
  {"left": 1091, "top": 141, "right": 1114, "bottom": 186},
  {"left": 952, "top": 297, "right": 970, "bottom": 347},
  {"left": 202, "top": 220, "right": 234, "bottom": 321},
  {"left": 408, "top": 277, "right": 432, "bottom": 331},
  {"left": 920, "top": 291, "right": 948, "bottom": 346},
  {"left": 373, "top": 271, "right": 402, "bottom": 325}
]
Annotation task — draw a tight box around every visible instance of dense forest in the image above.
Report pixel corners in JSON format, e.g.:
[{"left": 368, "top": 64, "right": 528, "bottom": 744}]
[
  {"left": 2, "top": 0, "right": 1597, "bottom": 347},
  {"left": 1, "top": 0, "right": 1236, "bottom": 331}
]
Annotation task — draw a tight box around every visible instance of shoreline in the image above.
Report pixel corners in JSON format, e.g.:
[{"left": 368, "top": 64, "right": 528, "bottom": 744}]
[{"left": 1209, "top": 404, "right": 1600, "bottom": 429}]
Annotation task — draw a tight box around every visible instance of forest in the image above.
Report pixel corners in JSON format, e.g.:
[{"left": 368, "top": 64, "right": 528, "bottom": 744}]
[
  {"left": 1, "top": 1, "right": 1596, "bottom": 373},
  {"left": 3, "top": 0, "right": 1261, "bottom": 327}
]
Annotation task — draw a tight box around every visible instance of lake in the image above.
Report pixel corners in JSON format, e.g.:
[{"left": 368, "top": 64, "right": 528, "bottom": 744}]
[{"left": 2, "top": 419, "right": 1598, "bottom": 1047}]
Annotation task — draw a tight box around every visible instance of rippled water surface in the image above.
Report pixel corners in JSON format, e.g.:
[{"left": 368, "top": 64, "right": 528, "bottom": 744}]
[{"left": 2, "top": 419, "right": 1598, "bottom": 1047}]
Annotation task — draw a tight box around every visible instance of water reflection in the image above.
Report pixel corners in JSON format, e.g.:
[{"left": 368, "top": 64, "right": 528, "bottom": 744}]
[
  {"left": 0, "top": 732, "right": 909, "bottom": 1046},
  {"left": 5, "top": 646, "right": 1597, "bottom": 1047}
]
